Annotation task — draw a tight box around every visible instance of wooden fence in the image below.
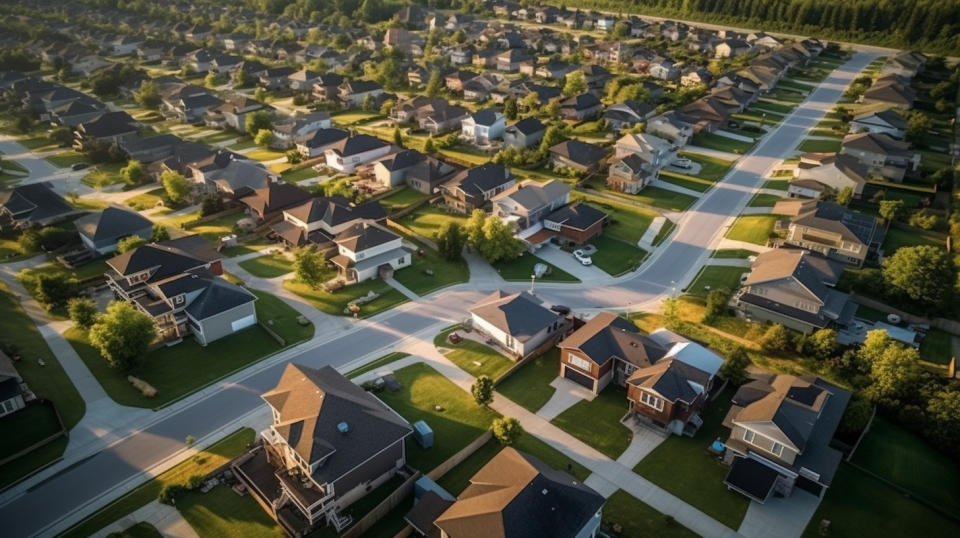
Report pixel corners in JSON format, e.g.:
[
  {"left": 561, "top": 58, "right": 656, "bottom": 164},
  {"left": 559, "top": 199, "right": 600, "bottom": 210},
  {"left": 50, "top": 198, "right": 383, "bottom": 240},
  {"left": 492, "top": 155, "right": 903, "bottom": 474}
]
[
  {"left": 427, "top": 430, "right": 493, "bottom": 482},
  {"left": 341, "top": 470, "right": 421, "bottom": 538}
]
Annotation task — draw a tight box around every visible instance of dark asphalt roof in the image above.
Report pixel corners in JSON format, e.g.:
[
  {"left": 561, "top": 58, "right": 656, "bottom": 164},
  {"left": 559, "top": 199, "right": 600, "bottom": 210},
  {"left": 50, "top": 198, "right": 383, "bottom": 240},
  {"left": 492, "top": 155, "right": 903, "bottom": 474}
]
[
  {"left": 507, "top": 117, "right": 545, "bottom": 136},
  {"left": 75, "top": 206, "right": 152, "bottom": 241},
  {"left": 724, "top": 456, "right": 779, "bottom": 502},
  {"left": 0, "top": 183, "right": 75, "bottom": 222},
  {"left": 549, "top": 140, "right": 606, "bottom": 166},
  {"left": 184, "top": 278, "right": 256, "bottom": 320},
  {"left": 543, "top": 202, "right": 607, "bottom": 231},
  {"left": 470, "top": 108, "right": 500, "bottom": 126},
  {"left": 334, "top": 222, "right": 399, "bottom": 252},
  {"left": 469, "top": 291, "right": 559, "bottom": 343},
  {"left": 303, "top": 128, "right": 349, "bottom": 149},
  {"left": 327, "top": 134, "right": 389, "bottom": 157},
  {"left": 447, "top": 163, "right": 513, "bottom": 198}
]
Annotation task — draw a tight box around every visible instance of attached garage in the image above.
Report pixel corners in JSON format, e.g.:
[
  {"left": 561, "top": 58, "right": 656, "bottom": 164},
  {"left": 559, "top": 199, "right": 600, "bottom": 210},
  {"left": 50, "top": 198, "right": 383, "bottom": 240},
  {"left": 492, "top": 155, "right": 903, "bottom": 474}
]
[{"left": 563, "top": 365, "right": 595, "bottom": 390}]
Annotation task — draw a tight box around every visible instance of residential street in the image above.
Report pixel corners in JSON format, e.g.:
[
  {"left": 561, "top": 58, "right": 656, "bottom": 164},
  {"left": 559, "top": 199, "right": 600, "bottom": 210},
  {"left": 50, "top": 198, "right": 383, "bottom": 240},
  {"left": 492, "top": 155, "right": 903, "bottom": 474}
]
[{"left": 0, "top": 51, "right": 878, "bottom": 538}]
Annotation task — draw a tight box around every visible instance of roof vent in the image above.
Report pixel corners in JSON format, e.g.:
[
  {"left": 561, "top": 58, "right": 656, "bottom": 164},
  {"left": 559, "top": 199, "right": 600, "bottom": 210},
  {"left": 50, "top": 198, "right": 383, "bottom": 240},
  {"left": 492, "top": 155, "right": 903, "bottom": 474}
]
[
  {"left": 541, "top": 488, "right": 548, "bottom": 495},
  {"left": 337, "top": 421, "right": 349, "bottom": 434}
]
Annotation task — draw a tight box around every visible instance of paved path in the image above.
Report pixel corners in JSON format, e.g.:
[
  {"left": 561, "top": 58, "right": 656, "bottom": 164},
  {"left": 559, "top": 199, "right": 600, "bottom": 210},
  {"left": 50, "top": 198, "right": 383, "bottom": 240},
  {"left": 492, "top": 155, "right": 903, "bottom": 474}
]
[
  {"left": 638, "top": 216, "right": 666, "bottom": 249},
  {"left": 93, "top": 501, "right": 198, "bottom": 538},
  {"left": 535, "top": 377, "right": 594, "bottom": 420},
  {"left": 385, "top": 277, "right": 420, "bottom": 302},
  {"left": 714, "top": 238, "right": 771, "bottom": 253},
  {"left": 615, "top": 420, "right": 668, "bottom": 470},
  {"left": 650, "top": 178, "right": 703, "bottom": 197}
]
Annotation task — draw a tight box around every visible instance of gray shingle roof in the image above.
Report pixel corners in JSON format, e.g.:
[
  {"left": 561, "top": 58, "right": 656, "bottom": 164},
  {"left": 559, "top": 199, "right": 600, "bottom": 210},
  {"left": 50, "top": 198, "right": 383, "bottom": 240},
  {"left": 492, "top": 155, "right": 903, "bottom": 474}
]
[
  {"left": 470, "top": 291, "right": 560, "bottom": 343},
  {"left": 184, "top": 278, "right": 256, "bottom": 320},
  {"left": 75, "top": 206, "right": 152, "bottom": 242}
]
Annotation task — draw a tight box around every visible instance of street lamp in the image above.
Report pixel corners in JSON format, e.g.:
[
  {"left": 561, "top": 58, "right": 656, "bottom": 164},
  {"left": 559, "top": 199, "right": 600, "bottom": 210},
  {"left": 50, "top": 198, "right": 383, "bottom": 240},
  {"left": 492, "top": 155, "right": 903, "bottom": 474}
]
[{"left": 530, "top": 274, "right": 536, "bottom": 294}]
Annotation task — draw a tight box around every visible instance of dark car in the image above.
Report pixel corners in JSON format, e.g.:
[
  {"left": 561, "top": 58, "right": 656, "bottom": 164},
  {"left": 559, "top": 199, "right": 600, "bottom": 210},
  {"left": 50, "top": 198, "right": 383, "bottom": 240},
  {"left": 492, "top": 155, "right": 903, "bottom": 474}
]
[
  {"left": 71, "top": 162, "right": 89, "bottom": 171},
  {"left": 550, "top": 304, "right": 571, "bottom": 315}
]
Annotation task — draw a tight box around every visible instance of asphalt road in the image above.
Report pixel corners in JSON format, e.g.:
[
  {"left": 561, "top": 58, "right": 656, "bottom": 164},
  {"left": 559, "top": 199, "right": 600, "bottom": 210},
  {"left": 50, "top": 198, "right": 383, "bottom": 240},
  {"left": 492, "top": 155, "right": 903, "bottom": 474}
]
[{"left": 0, "top": 52, "right": 877, "bottom": 537}]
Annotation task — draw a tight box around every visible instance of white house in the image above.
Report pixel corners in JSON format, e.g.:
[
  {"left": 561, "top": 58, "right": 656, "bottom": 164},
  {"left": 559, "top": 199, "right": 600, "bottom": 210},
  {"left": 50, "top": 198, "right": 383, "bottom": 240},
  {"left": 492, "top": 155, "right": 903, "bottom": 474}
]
[
  {"left": 324, "top": 134, "right": 392, "bottom": 173},
  {"left": 330, "top": 223, "right": 410, "bottom": 283},
  {"left": 614, "top": 133, "right": 676, "bottom": 171},
  {"left": 849, "top": 109, "right": 907, "bottom": 139},
  {"left": 469, "top": 290, "right": 567, "bottom": 359},
  {"left": 460, "top": 109, "right": 505, "bottom": 145},
  {"left": 272, "top": 111, "right": 332, "bottom": 148}
]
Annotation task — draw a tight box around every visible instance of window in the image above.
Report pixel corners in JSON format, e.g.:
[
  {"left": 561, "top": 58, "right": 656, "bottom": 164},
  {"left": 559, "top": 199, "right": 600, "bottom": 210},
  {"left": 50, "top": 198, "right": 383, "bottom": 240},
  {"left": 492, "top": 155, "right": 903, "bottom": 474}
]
[
  {"left": 743, "top": 430, "right": 756, "bottom": 444},
  {"left": 771, "top": 442, "right": 784, "bottom": 457},
  {"left": 640, "top": 391, "right": 664, "bottom": 411},
  {"left": 567, "top": 354, "right": 591, "bottom": 371}
]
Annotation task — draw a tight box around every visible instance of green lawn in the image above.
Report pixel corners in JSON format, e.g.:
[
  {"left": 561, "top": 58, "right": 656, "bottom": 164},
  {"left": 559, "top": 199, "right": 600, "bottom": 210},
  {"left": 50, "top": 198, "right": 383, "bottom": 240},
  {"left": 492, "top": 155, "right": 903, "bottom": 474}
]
[
  {"left": 280, "top": 166, "right": 317, "bottom": 183},
  {"left": 399, "top": 206, "right": 468, "bottom": 241},
  {"left": 602, "top": 489, "right": 698, "bottom": 538},
  {"left": 227, "top": 139, "right": 257, "bottom": 151},
  {"left": 0, "top": 236, "right": 36, "bottom": 261},
  {"left": 747, "top": 193, "right": 784, "bottom": 207},
  {"left": 634, "top": 387, "right": 750, "bottom": 530},
  {"left": 186, "top": 212, "right": 244, "bottom": 242},
  {"left": 82, "top": 163, "right": 127, "bottom": 189},
  {"left": 679, "top": 151, "right": 736, "bottom": 181},
  {"left": 685, "top": 265, "right": 747, "bottom": 297},
  {"left": 802, "top": 466, "right": 960, "bottom": 538},
  {"left": 919, "top": 329, "right": 953, "bottom": 365},
  {"left": 238, "top": 252, "right": 293, "bottom": 278},
  {"left": 245, "top": 148, "right": 284, "bottom": 162},
  {"left": 551, "top": 386, "right": 633, "bottom": 460},
  {"left": 796, "top": 138, "right": 842, "bottom": 153},
  {"left": 0, "top": 281, "right": 84, "bottom": 489},
  {"left": 496, "top": 349, "right": 560, "bottom": 413},
  {"left": 393, "top": 236, "right": 470, "bottom": 296},
  {"left": 763, "top": 179, "right": 789, "bottom": 190},
  {"left": 881, "top": 227, "right": 946, "bottom": 255},
  {"left": 725, "top": 215, "right": 779, "bottom": 245},
  {"left": 659, "top": 171, "right": 713, "bottom": 192},
  {"left": 711, "top": 249, "right": 758, "bottom": 259},
  {"left": 125, "top": 188, "right": 168, "bottom": 211},
  {"left": 435, "top": 325, "right": 515, "bottom": 380},
  {"left": 178, "top": 485, "right": 284, "bottom": 538},
  {"left": 65, "top": 324, "right": 287, "bottom": 408},
  {"left": 1, "top": 159, "right": 28, "bottom": 175},
  {"left": 581, "top": 196, "right": 659, "bottom": 244},
  {"left": 378, "top": 188, "right": 429, "bottom": 212},
  {"left": 0, "top": 401, "right": 63, "bottom": 459},
  {"left": 345, "top": 352, "right": 411, "bottom": 379},
  {"left": 46, "top": 151, "right": 88, "bottom": 168},
  {"left": 494, "top": 252, "right": 580, "bottom": 283},
  {"left": 61, "top": 429, "right": 255, "bottom": 538},
  {"left": 284, "top": 277, "right": 408, "bottom": 318},
  {"left": 331, "top": 111, "right": 383, "bottom": 125},
  {"left": 247, "top": 289, "right": 315, "bottom": 346},
  {"left": 692, "top": 132, "right": 754, "bottom": 154},
  {"left": 591, "top": 235, "right": 647, "bottom": 276},
  {"left": 376, "top": 363, "right": 499, "bottom": 474}
]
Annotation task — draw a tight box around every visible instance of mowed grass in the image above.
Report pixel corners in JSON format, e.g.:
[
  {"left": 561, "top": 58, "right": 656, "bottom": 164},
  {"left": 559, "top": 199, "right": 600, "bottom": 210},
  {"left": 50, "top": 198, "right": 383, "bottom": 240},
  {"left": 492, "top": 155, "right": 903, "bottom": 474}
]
[
  {"left": 238, "top": 251, "right": 293, "bottom": 278},
  {"left": 692, "top": 132, "right": 754, "bottom": 154},
  {"left": 725, "top": 214, "right": 779, "bottom": 245},
  {"left": 178, "top": 485, "right": 284, "bottom": 538},
  {"left": 393, "top": 236, "right": 470, "bottom": 296},
  {"left": 796, "top": 138, "right": 842, "bottom": 153},
  {"left": 345, "top": 352, "right": 411, "bottom": 379},
  {"left": 919, "top": 328, "right": 953, "bottom": 365},
  {"left": 46, "top": 151, "right": 87, "bottom": 168},
  {"left": 551, "top": 386, "right": 633, "bottom": 460},
  {"left": 283, "top": 277, "right": 408, "bottom": 318},
  {"left": 376, "top": 363, "right": 498, "bottom": 474},
  {"left": 602, "top": 489, "right": 699, "bottom": 538},
  {"left": 496, "top": 349, "right": 560, "bottom": 413},
  {"left": 679, "top": 151, "right": 736, "bottom": 181},
  {"left": 378, "top": 188, "right": 429, "bottom": 212},
  {"left": 246, "top": 289, "right": 315, "bottom": 345},
  {"left": 582, "top": 179, "right": 696, "bottom": 212},
  {"left": 494, "top": 252, "right": 580, "bottom": 283},
  {"left": 685, "top": 265, "right": 747, "bottom": 296},
  {"left": 881, "top": 227, "right": 946, "bottom": 255},
  {"left": 591, "top": 234, "right": 647, "bottom": 276},
  {"left": 399, "top": 206, "right": 468, "bottom": 241},
  {"left": 711, "top": 249, "right": 759, "bottom": 259},
  {"left": 434, "top": 326, "right": 515, "bottom": 380},
  {"left": 747, "top": 193, "right": 784, "bottom": 207},
  {"left": 578, "top": 193, "right": 659, "bottom": 243}
]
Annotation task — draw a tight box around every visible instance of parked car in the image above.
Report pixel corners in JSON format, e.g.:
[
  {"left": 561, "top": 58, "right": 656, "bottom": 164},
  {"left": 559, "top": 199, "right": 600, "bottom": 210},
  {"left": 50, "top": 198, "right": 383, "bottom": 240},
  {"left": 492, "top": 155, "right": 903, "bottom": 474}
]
[
  {"left": 673, "top": 157, "right": 693, "bottom": 169},
  {"left": 71, "top": 162, "right": 89, "bottom": 171},
  {"left": 573, "top": 249, "right": 592, "bottom": 265}
]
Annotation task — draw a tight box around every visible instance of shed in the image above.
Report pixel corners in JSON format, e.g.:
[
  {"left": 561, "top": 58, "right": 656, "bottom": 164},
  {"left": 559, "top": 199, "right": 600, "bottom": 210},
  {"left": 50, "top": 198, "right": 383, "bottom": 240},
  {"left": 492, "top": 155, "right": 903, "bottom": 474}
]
[{"left": 412, "top": 420, "right": 433, "bottom": 449}]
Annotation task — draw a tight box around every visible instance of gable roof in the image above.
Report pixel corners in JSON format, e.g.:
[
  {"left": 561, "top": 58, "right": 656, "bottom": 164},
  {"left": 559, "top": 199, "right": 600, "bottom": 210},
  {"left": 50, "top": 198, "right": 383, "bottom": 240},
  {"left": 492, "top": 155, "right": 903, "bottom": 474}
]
[
  {"left": 469, "top": 291, "right": 559, "bottom": 343},
  {"left": 240, "top": 182, "right": 312, "bottom": 216},
  {"left": 549, "top": 140, "right": 606, "bottom": 166},
  {"left": 107, "top": 235, "right": 218, "bottom": 281},
  {"left": 743, "top": 249, "right": 841, "bottom": 304},
  {"left": 447, "top": 163, "right": 514, "bottom": 198},
  {"left": 559, "top": 312, "right": 662, "bottom": 368},
  {"left": 75, "top": 206, "right": 152, "bottom": 242},
  {"left": 334, "top": 222, "right": 399, "bottom": 252},
  {"left": 0, "top": 183, "right": 75, "bottom": 222},
  {"left": 506, "top": 117, "right": 545, "bottom": 136},
  {"left": 326, "top": 134, "right": 389, "bottom": 157},
  {"left": 184, "top": 278, "right": 256, "bottom": 320},
  {"left": 493, "top": 180, "right": 569, "bottom": 211}
]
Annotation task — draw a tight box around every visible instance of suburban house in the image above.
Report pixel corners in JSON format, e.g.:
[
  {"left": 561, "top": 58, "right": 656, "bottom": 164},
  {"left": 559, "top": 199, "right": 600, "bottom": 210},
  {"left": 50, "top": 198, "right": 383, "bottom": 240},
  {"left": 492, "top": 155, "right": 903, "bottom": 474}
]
[
  {"left": 839, "top": 132, "right": 920, "bottom": 183},
  {"left": 160, "top": 85, "right": 223, "bottom": 123},
  {"left": 722, "top": 373, "right": 851, "bottom": 502},
  {"left": 677, "top": 97, "right": 731, "bottom": 133},
  {"left": 503, "top": 117, "right": 546, "bottom": 149},
  {"left": 557, "top": 313, "right": 724, "bottom": 435},
  {"left": 204, "top": 95, "right": 272, "bottom": 134},
  {"left": 0, "top": 351, "right": 29, "bottom": 418},
  {"left": 608, "top": 154, "right": 655, "bottom": 194},
  {"left": 75, "top": 206, "right": 153, "bottom": 256},
  {"left": 194, "top": 159, "right": 275, "bottom": 198},
  {"left": 311, "top": 73, "right": 345, "bottom": 101},
  {"left": 259, "top": 66, "right": 297, "bottom": 90},
  {"left": 772, "top": 199, "right": 885, "bottom": 267},
  {"left": 233, "top": 363, "right": 413, "bottom": 535},
  {"left": 272, "top": 111, "right": 333, "bottom": 149},
  {"left": 73, "top": 111, "right": 140, "bottom": 149},
  {"left": 548, "top": 140, "right": 607, "bottom": 174},
  {"left": 324, "top": 135, "right": 392, "bottom": 174},
  {"left": 715, "top": 38, "right": 753, "bottom": 58},
  {"left": 420, "top": 104, "right": 470, "bottom": 135},
  {"left": 861, "top": 74, "right": 916, "bottom": 109},
  {"left": 240, "top": 183, "right": 312, "bottom": 222},
  {"left": 790, "top": 153, "right": 869, "bottom": 199},
  {"left": 373, "top": 150, "right": 459, "bottom": 194},
  {"left": 614, "top": 133, "right": 676, "bottom": 176},
  {"left": 415, "top": 447, "right": 604, "bottom": 538},
  {"left": 460, "top": 109, "right": 505, "bottom": 145},
  {"left": 537, "top": 203, "right": 608, "bottom": 249},
  {"left": 559, "top": 93, "right": 602, "bottom": 121},
  {"left": 0, "top": 183, "right": 82, "bottom": 229},
  {"left": 880, "top": 50, "right": 927, "bottom": 79},
  {"left": 469, "top": 291, "right": 569, "bottom": 359},
  {"left": 849, "top": 109, "right": 907, "bottom": 139},
  {"left": 604, "top": 100, "right": 657, "bottom": 130},
  {"left": 440, "top": 163, "right": 516, "bottom": 214},
  {"left": 297, "top": 128, "right": 350, "bottom": 159},
  {"left": 270, "top": 197, "right": 385, "bottom": 250},
  {"left": 735, "top": 249, "right": 855, "bottom": 334},
  {"left": 105, "top": 236, "right": 258, "bottom": 345},
  {"left": 339, "top": 80, "right": 383, "bottom": 108},
  {"left": 330, "top": 222, "right": 410, "bottom": 283},
  {"left": 287, "top": 69, "right": 322, "bottom": 91},
  {"left": 491, "top": 179, "right": 570, "bottom": 231},
  {"left": 647, "top": 112, "right": 694, "bottom": 146}
]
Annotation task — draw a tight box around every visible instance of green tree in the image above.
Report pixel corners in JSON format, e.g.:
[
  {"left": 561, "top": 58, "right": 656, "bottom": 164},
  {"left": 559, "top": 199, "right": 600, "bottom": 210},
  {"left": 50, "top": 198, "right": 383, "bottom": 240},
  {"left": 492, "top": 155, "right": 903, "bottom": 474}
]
[
  {"left": 760, "top": 324, "right": 790, "bottom": 354},
  {"left": 423, "top": 136, "right": 436, "bottom": 153},
  {"left": 361, "top": 93, "right": 376, "bottom": 112},
  {"left": 425, "top": 69, "right": 443, "bottom": 97},
  {"left": 471, "top": 375, "right": 494, "bottom": 406},
  {"left": 88, "top": 301, "right": 156, "bottom": 371},
  {"left": 35, "top": 273, "right": 78, "bottom": 309},
  {"left": 393, "top": 127, "right": 403, "bottom": 147},
  {"left": 245, "top": 110, "right": 273, "bottom": 135},
  {"left": 161, "top": 170, "right": 191, "bottom": 203},
  {"left": 253, "top": 87, "right": 267, "bottom": 102},
  {"left": 18, "top": 230, "right": 41, "bottom": 253},
  {"left": 662, "top": 297, "right": 681, "bottom": 330},
  {"left": 135, "top": 80, "right": 161, "bottom": 109},
  {"left": 473, "top": 217, "right": 523, "bottom": 263},
  {"left": 562, "top": 71, "right": 587, "bottom": 96},
  {"left": 117, "top": 236, "right": 147, "bottom": 254},
  {"left": 254, "top": 129, "right": 274, "bottom": 147},
  {"left": 905, "top": 111, "right": 933, "bottom": 141},
  {"left": 866, "top": 343, "right": 922, "bottom": 402},
  {"left": 520, "top": 92, "right": 540, "bottom": 113},
  {"left": 805, "top": 328, "right": 839, "bottom": 360},
  {"left": 882, "top": 245, "right": 955, "bottom": 309},
  {"left": 491, "top": 417, "right": 523, "bottom": 445},
  {"left": 67, "top": 297, "right": 98, "bottom": 330},
  {"left": 837, "top": 395, "right": 872, "bottom": 437},
  {"left": 120, "top": 160, "right": 146, "bottom": 186},
  {"left": 233, "top": 68, "right": 255, "bottom": 89},
  {"left": 925, "top": 389, "right": 960, "bottom": 454},
  {"left": 435, "top": 222, "right": 466, "bottom": 261},
  {"left": 835, "top": 186, "right": 853, "bottom": 206},
  {"left": 294, "top": 247, "right": 327, "bottom": 289},
  {"left": 719, "top": 346, "right": 751, "bottom": 385},
  {"left": 702, "top": 288, "right": 731, "bottom": 323},
  {"left": 151, "top": 224, "right": 170, "bottom": 242},
  {"left": 503, "top": 97, "right": 518, "bottom": 121},
  {"left": 48, "top": 127, "right": 74, "bottom": 147},
  {"left": 539, "top": 125, "right": 566, "bottom": 152}
]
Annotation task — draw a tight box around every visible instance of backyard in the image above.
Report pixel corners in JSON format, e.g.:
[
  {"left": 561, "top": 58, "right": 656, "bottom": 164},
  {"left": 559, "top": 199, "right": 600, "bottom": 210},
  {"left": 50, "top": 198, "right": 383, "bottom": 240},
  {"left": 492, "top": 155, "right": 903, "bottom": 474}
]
[
  {"left": 633, "top": 387, "right": 750, "bottom": 530},
  {"left": 725, "top": 214, "right": 779, "bottom": 245},
  {"left": 398, "top": 206, "right": 467, "bottom": 241},
  {"left": 685, "top": 266, "right": 748, "bottom": 297},
  {"left": 550, "top": 386, "right": 633, "bottom": 460},
  {"left": 919, "top": 329, "right": 952, "bottom": 365},
  {"left": 177, "top": 485, "right": 284, "bottom": 538},
  {"left": 377, "top": 188, "right": 429, "bottom": 213},
  {"left": 881, "top": 227, "right": 946, "bottom": 254},
  {"left": 434, "top": 325, "right": 515, "bottom": 380},
  {"left": 495, "top": 349, "right": 560, "bottom": 413},
  {"left": 493, "top": 252, "right": 579, "bottom": 283}
]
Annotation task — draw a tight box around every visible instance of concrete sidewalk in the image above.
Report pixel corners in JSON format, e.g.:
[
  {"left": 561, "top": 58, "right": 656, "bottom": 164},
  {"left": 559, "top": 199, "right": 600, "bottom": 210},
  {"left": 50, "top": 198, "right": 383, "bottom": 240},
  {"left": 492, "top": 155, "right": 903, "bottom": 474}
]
[{"left": 93, "top": 501, "right": 198, "bottom": 538}]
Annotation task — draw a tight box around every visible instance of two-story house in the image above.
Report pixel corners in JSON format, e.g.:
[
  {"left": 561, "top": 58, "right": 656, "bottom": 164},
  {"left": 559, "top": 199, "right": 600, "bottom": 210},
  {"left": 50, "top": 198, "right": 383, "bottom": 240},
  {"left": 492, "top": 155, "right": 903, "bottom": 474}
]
[
  {"left": 460, "top": 109, "right": 505, "bottom": 145},
  {"left": 469, "top": 290, "right": 569, "bottom": 359},
  {"left": 440, "top": 163, "right": 516, "bottom": 214},
  {"left": 491, "top": 180, "right": 570, "bottom": 231},
  {"left": 849, "top": 109, "right": 907, "bottom": 139},
  {"left": 646, "top": 112, "right": 694, "bottom": 147},
  {"left": 373, "top": 149, "right": 459, "bottom": 194},
  {"left": 271, "top": 197, "right": 386, "bottom": 250},
  {"left": 75, "top": 206, "right": 153, "bottom": 256},
  {"left": 722, "top": 373, "right": 851, "bottom": 502},
  {"left": 735, "top": 249, "right": 855, "bottom": 334},
  {"left": 559, "top": 93, "right": 602, "bottom": 121},
  {"left": 73, "top": 111, "right": 140, "bottom": 150},
  {"left": 205, "top": 95, "right": 272, "bottom": 134},
  {"left": 789, "top": 153, "right": 868, "bottom": 200},
  {"left": 0, "top": 183, "right": 83, "bottom": 229},
  {"left": 614, "top": 133, "right": 676, "bottom": 177},
  {"left": 839, "top": 132, "right": 920, "bottom": 183},
  {"left": 324, "top": 135, "right": 392, "bottom": 174},
  {"left": 105, "top": 236, "right": 257, "bottom": 345},
  {"left": 548, "top": 140, "right": 607, "bottom": 174},
  {"left": 234, "top": 363, "right": 413, "bottom": 535},
  {"left": 297, "top": 128, "right": 350, "bottom": 159},
  {"left": 240, "top": 183, "right": 313, "bottom": 223},
  {"left": 330, "top": 223, "right": 410, "bottom": 283},
  {"left": 607, "top": 154, "right": 655, "bottom": 194},
  {"left": 272, "top": 111, "right": 333, "bottom": 149},
  {"left": 339, "top": 80, "right": 383, "bottom": 108},
  {"left": 772, "top": 199, "right": 885, "bottom": 267},
  {"left": 603, "top": 100, "right": 656, "bottom": 131},
  {"left": 503, "top": 117, "right": 546, "bottom": 149}
]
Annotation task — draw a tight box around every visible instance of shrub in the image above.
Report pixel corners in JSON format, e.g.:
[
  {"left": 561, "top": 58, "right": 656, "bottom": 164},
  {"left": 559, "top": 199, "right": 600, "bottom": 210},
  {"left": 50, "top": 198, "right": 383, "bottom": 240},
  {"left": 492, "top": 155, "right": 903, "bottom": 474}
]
[
  {"left": 158, "top": 484, "right": 187, "bottom": 505},
  {"left": 186, "top": 474, "right": 206, "bottom": 490}
]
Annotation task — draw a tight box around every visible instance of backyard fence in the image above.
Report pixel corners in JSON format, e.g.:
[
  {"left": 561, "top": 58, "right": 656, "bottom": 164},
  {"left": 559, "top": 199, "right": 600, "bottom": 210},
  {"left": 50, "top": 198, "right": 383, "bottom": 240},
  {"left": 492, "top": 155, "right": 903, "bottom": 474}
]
[
  {"left": 181, "top": 206, "right": 243, "bottom": 230},
  {"left": 258, "top": 320, "right": 285, "bottom": 347},
  {"left": 427, "top": 430, "right": 494, "bottom": 482},
  {"left": 341, "top": 469, "right": 421, "bottom": 538},
  {"left": 850, "top": 293, "right": 960, "bottom": 336}
]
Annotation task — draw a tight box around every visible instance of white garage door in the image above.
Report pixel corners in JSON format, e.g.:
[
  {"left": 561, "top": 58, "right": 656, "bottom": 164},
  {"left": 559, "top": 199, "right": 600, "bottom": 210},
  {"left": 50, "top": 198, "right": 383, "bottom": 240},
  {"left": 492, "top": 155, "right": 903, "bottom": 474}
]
[{"left": 231, "top": 314, "right": 257, "bottom": 332}]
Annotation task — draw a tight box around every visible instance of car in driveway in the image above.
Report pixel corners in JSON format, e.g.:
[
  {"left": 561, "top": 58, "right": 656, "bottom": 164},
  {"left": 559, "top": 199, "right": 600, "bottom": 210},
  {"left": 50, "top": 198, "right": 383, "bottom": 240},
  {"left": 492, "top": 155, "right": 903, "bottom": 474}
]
[
  {"left": 573, "top": 249, "right": 593, "bottom": 265},
  {"left": 71, "top": 162, "right": 89, "bottom": 171},
  {"left": 673, "top": 157, "right": 693, "bottom": 169}
]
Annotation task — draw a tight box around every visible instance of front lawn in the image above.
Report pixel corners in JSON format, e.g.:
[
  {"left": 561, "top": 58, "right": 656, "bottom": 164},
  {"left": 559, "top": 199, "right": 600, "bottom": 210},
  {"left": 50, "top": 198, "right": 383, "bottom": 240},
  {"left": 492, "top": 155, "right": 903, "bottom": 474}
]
[
  {"left": 581, "top": 195, "right": 659, "bottom": 244},
  {"left": 550, "top": 386, "right": 633, "bottom": 460},
  {"left": 678, "top": 151, "right": 736, "bottom": 181},
  {"left": 330, "top": 111, "right": 383, "bottom": 126},
  {"left": 46, "top": 151, "right": 88, "bottom": 168},
  {"left": 602, "top": 489, "right": 698, "bottom": 538},
  {"left": 725, "top": 214, "right": 779, "bottom": 245},
  {"left": 496, "top": 349, "right": 560, "bottom": 413},
  {"left": 399, "top": 206, "right": 468, "bottom": 241},
  {"left": 238, "top": 252, "right": 293, "bottom": 278},
  {"left": 634, "top": 387, "right": 750, "bottom": 530},
  {"left": 187, "top": 212, "right": 245, "bottom": 243},
  {"left": 245, "top": 148, "right": 284, "bottom": 162},
  {"left": 65, "top": 324, "right": 286, "bottom": 408},
  {"left": 247, "top": 289, "right": 314, "bottom": 346},
  {"left": 378, "top": 188, "right": 429, "bottom": 212},
  {"left": 434, "top": 325, "right": 515, "bottom": 380},
  {"left": 283, "top": 277, "right": 408, "bottom": 318},
  {"left": 61, "top": 429, "right": 255, "bottom": 538},
  {"left": 280, "top": 166, "right": 317, "bottom": 183},
  {"left": 796, "top": 138, "right": 842, "bottom": 153},
  {"left": 685, "top": 265, "right": 747, "bottom": 297},
  {"left": 376, "top": 363, "right": 499, "bottom": 474},
  {"left": 590, "top": 235, "right": 647, "bottom": 276},
  {"left": 583, "top": 182, "right": 697, "bottom": 212},
  {"left": 762, "top": 179, "right": 789, "bottom": 191},
  {"left": 393, "top": 237, "right": 470, "bottom": 296},
  {"left": 107, "top": 522, "right": 162, "bottom": 538},
  {"left": 82, "top": 163, "right": 127, "bottom": 189},
  {"left": 711, "top": 249, "right": 758, "bottom": 259},
  {"left": 747, "top": 193, "right": 784, "bottom": 207},
  {"left": 659, "top": 171, "right": 713, "bottom": 192},
  {"left": 125, "top": 188, "right": 168, "bottom": 211},
  {"left": 345, "top": 352, "right": 410, "bottom": 379},
  {"left": 178, "top": 485, "right": 284, "bottom": 538},
  {"left": 691, "top": 132, "right": 754, "bottom": 154},
  {"left": 494, "top": 252, "right": 580, "bottom": 283}
]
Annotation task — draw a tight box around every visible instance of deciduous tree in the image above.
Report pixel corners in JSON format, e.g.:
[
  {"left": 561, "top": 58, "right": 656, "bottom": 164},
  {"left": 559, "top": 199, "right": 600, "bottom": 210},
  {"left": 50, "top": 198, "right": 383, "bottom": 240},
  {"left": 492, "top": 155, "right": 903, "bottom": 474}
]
[
  {"left": 294, "top": 247, "right": 327, "bottom": 289},
  {"left": 882, "top": 245, "right": 954, "bottom": 310},
  {"left": 491, "top": 417, "right": 523, "bottom": 445},
  {"left": 67, "top": 297, "right": 98, "bottom": 330},
  {"left": 161, "top": 170, "right": 191, "bottom": 203},
  {"left": 88, "top": 301, "right": 156, "bottom": 371},
  {"left": 471, "top": 375, "right": 494, "bottom": 406}
]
